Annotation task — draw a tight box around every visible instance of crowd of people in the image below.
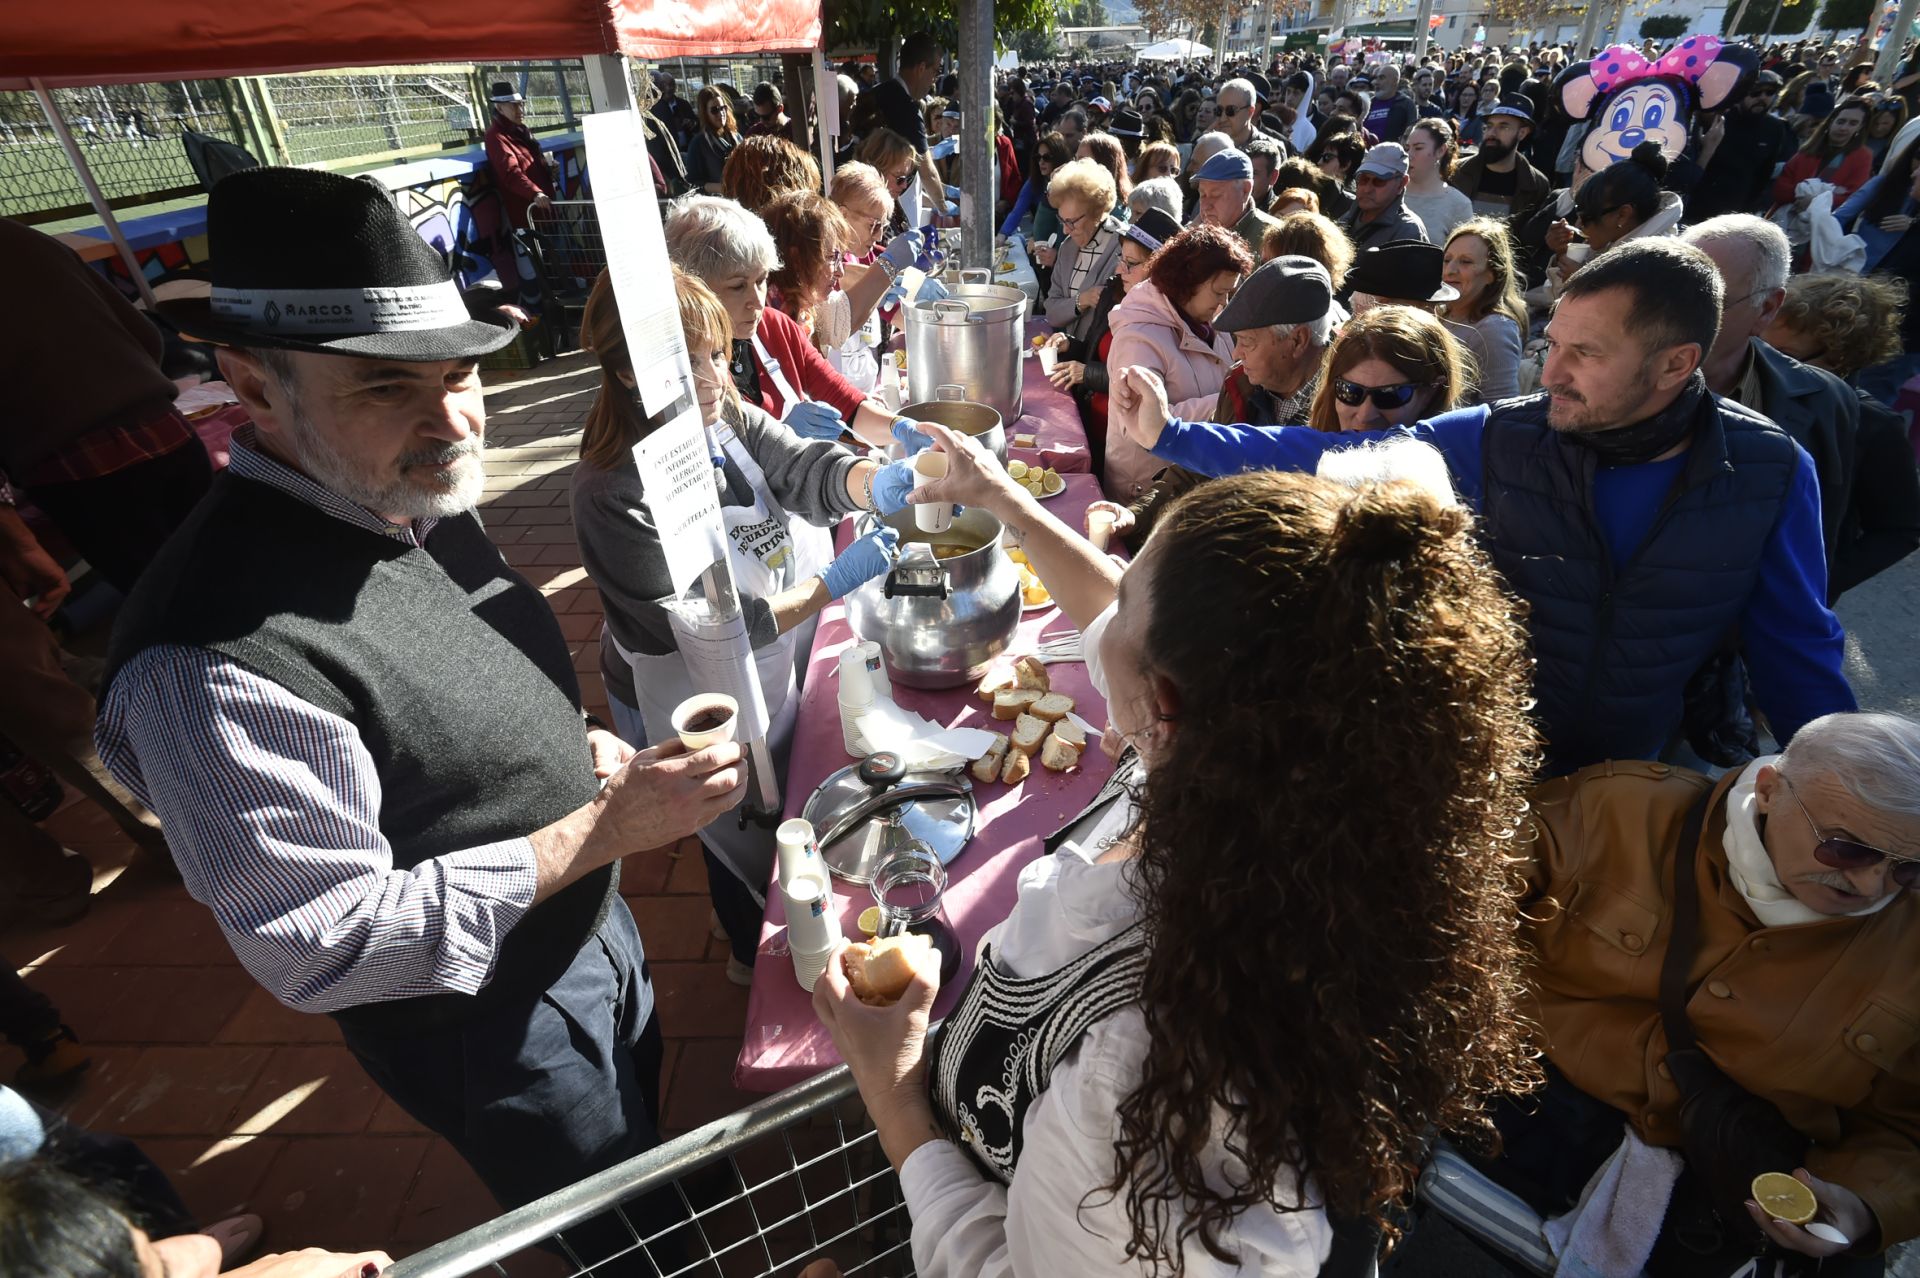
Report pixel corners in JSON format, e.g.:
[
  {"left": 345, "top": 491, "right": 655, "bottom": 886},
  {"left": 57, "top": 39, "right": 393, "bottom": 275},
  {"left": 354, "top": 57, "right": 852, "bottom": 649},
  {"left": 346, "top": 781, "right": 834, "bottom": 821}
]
[{"left": 1, "top": 24, "right": 1919, "bottom": 1278}]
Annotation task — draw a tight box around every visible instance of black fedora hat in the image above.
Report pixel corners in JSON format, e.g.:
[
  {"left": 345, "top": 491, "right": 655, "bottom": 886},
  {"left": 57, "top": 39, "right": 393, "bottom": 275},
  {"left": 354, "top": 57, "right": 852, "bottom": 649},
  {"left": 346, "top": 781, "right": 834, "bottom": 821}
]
[
  {"left": 1108, "top": 106, "right": 1147, "bottom": 138},
  {"left": 158, "top": 167, "right": 518, "bottom": 363},
  {"left": 1345, "top": 240, "right": 1459, "bottom": 304}
]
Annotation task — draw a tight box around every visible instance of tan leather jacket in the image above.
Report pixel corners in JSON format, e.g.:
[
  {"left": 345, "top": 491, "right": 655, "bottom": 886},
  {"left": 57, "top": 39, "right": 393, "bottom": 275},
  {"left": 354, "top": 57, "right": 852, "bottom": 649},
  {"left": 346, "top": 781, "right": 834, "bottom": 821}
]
[{"left": 1521, "top": 759, "right": 1920, "bottom": 1247}]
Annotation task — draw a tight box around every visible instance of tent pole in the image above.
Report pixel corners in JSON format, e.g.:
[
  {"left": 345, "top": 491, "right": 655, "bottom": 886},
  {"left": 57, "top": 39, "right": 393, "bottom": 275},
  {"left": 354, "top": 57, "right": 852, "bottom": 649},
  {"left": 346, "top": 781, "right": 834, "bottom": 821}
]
[
  {"left": 958, "top": 0, "right": 995, "bottom": 272},
  {"left": 30, "top": 78, "right": 156, "bottom": 310}
]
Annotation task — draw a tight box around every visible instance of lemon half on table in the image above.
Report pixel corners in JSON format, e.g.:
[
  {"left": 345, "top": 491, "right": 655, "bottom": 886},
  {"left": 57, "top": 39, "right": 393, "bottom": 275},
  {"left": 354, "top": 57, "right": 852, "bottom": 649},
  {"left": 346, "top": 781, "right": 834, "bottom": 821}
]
[{"left": 1750, "top": 1172, "right": 1818, "bottom": 1225}]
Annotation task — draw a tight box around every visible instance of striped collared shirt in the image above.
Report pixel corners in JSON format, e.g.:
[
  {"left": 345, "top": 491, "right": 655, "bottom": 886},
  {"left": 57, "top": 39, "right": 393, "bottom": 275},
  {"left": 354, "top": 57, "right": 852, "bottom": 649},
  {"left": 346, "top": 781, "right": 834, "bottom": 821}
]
[
  {"left": 1066, "top": 217, "right": 1120, "bottom": 302},
  {"left": 95, "top": 429, "right": 544, "bottom": 1015}
]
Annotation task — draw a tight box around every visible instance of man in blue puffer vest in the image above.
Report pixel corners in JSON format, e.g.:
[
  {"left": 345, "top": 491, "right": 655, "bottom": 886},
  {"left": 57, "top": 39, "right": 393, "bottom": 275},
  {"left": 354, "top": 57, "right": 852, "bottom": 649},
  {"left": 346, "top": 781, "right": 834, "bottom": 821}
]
[{"left": 1108, "top": 238, "right": 1856, "bottom": 776}]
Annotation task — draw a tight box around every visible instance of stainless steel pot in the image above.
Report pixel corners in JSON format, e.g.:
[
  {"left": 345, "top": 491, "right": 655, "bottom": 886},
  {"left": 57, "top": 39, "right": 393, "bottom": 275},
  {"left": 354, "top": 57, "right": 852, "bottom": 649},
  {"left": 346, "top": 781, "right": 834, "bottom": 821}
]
[
  {"left": 904, "top": 272, "right": 1027, "bottom": 426},
  {"left": 897, "top": 388, "right": 1006, "bottom": 465},
  {"left": 844, "top": 507, "right": 1022, "bottom": 690}
]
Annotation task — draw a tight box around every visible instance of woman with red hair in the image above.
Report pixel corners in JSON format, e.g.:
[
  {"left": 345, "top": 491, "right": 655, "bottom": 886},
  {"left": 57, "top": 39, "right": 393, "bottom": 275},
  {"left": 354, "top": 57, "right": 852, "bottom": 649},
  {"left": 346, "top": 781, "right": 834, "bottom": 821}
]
[{"left": 1098, "top": 223, "right": 1252, "bottom": 499}]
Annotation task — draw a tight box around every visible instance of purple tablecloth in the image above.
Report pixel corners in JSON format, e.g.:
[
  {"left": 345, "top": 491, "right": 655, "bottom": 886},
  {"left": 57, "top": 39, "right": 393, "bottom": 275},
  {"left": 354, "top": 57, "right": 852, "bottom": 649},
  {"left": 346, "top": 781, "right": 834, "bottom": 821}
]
[
  {"left": 1011, "top": 317, "right": 1092, "bottom": 475},
  {"left": 733, "top": 472, "right": 1117, "bottom": 1093}
]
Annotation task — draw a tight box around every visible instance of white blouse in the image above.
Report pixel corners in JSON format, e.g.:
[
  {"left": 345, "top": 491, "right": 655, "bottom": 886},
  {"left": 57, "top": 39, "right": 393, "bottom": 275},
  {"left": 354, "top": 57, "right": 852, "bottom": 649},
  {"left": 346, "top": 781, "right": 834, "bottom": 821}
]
[{"left": 898, "top": 797, "right": 1334, "bottom": 1277}]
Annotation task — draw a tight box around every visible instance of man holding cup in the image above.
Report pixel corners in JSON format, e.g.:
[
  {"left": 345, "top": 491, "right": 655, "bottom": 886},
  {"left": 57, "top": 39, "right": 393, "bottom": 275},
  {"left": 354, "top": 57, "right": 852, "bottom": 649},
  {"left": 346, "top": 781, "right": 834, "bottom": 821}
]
[{"left": 96, "top": 168, "right": 748, "bottom": 1261}]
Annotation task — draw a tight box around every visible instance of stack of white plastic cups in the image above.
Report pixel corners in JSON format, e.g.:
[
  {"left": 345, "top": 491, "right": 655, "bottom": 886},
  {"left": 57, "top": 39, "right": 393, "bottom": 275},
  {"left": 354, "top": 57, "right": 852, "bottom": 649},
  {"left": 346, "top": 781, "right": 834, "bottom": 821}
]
[
  {"left": 838, "top": 645, "right": 877, "bottom": 758},
  {"left": 777, "top": 818, "right": 841, "bottom": 991}
]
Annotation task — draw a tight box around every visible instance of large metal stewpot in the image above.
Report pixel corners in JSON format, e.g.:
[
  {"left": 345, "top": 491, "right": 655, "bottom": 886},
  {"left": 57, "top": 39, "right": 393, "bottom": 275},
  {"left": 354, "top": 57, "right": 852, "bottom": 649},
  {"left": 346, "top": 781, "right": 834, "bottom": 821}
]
[
  {"left": 904, "top": 273, "right": 1027, "bottom": 426},
  {"left": 845, "top": 507, "right": 1022, "bottom": 690},
  {"left": 898, "top": 389, "right": 1006, "bottom": 465}
]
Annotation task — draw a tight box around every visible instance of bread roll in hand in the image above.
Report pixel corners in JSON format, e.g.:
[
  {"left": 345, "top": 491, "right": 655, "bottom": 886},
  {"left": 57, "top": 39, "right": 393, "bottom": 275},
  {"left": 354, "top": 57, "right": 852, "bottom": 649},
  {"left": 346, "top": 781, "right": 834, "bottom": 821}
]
[{"left": 842, "top": 933, "right": 934, "bottom": 1005}]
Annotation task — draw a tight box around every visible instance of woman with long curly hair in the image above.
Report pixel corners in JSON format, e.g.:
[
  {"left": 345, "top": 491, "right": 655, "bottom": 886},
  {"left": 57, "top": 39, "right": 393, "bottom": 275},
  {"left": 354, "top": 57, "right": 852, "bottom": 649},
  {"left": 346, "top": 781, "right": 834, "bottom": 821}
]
[
  {"left": 1309, "top": 306, "right": 1472, "bottom": 433},
  {"left": 1772, "top": 95, "right": 1874, "bottom": 214},
  {"left": 815, "top": 424, "right": 1542, "bottom": 1277}
]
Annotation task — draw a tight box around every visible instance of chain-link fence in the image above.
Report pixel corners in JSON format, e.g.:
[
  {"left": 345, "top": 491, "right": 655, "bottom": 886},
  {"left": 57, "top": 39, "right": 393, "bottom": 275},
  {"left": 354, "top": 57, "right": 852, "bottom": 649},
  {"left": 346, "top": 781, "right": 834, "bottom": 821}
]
[
  {"left": 0, "top": 55, "right": 814, "bottom": 226},
  {"left": 0, "top": 61, "right": 591, "bottom": 224}
]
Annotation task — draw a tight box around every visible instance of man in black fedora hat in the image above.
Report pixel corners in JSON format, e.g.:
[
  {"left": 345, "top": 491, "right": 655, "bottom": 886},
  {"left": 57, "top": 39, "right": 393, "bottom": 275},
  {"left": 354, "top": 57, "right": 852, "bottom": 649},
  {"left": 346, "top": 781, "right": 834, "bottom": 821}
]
[{"left": 95, "top": 166, "right": 745, "bottom": 1266}]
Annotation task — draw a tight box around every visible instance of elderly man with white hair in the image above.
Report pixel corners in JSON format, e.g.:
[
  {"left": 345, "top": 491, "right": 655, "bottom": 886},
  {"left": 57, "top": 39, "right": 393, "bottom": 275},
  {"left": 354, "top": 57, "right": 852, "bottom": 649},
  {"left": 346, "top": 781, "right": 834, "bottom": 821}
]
[
  {"left": 1682, "top": 215, "right": 1920, "bottom": 602},
  {"left": 1214, "top": 76, "right": 1275, "bottom": 151},
  {"left": 1210, "top": 255, "right": 1336, "bottom": 427},
  {"left": 1470, "top": 710, "right": 1920, "bottom": 1271}
]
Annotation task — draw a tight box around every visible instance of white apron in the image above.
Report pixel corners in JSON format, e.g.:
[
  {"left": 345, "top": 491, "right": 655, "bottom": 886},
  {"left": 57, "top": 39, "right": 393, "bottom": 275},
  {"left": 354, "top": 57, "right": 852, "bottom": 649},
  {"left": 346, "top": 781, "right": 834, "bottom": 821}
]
[
  {"left": 616, "top": 419, "right": 826, "bottom": 898},
  {"left": 751, "top": 330, "right": 840, "bottom": 682}
]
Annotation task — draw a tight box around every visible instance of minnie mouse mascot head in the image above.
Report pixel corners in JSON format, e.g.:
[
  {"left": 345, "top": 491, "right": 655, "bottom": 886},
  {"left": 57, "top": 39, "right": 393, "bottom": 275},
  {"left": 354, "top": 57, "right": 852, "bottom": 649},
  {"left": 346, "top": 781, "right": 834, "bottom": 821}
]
[{"left": 1554, "top": 35, "right": 1758, "bottom": 173}]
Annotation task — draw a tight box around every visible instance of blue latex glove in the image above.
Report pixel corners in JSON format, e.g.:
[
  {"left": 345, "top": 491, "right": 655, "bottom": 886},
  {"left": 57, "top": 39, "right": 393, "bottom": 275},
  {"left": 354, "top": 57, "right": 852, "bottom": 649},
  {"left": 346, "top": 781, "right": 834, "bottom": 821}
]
[
  {"left": 930, "top": 137, "right": 958, "bottom": 160},
  {"left": 881, "top": 282, "right": 907, "bottom": 309},
  {"left": 869, "top": 459, "right": 920, "bottom": 515},
  {"left": 914, "top": 276, "right": 950, "bottom": 303},
  {"left": 880, "top": 230, "right": 924, "bottom": 273},
  {"left": 784, "top": 399, "right": 847, "bottom": 441},
  {"left": 943, "top": 184, "right": 961, "bottom": 201},
  {"left": 890, "top": 418, "right": 933, "bottom": 455},
  {"left": 942, "top": 199, "right": 960, "bottom": 217},
  {"left": 822, "top": 524, "right": 899, "bottom": 600}
]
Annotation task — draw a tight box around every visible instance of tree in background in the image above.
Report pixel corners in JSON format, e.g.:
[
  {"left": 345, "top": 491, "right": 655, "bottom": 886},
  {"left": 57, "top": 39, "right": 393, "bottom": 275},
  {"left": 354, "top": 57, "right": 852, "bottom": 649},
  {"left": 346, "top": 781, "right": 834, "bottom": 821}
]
[
  {"left": 824, "top": 0, "right": 1056, "bottom": 65},
  {"left": 1817, "top": 0, "right": 1878, "bottom": 31},
  {"left": 1722, "top": 0, "right": 1815, "bottom": 38},
  {"left": 1638, "top": 14, "right": 1690, "bottom": 40}
]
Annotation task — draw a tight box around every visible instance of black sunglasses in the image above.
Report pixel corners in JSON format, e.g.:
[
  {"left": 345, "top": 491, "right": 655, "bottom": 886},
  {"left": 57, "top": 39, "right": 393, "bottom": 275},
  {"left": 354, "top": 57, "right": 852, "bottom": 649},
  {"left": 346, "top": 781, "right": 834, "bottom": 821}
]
[
  {"left": 1218, "top": 104, "right": 1246, "bottom": 117},
  {"left": 1332, "top": 378, "right": 1428, "bottom": 409},
  {"left": 1782, "top": 776, "right": 1920, "bottom": 888}
]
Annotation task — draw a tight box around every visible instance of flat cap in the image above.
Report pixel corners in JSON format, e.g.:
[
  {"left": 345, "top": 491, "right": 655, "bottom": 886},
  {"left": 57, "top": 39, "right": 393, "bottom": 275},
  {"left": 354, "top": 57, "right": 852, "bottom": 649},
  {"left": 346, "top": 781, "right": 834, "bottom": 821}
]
[
  {"left": 1215, "top": 255, "right": 1334, "bottom": 332},
  {"left": 1193, "top": 147, "right": 1254, "bottom": 182}
]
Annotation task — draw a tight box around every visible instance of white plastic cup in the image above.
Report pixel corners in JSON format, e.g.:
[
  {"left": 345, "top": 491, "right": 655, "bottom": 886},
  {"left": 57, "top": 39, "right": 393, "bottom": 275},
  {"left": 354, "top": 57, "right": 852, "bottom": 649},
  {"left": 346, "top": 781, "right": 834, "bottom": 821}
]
[
  {"left": 852, "top": 639, "right": 892, "bottom": 698},
  {"left": 1037, "top": 344, "right": 1058, "bottom": 377},
  {"left": 913, "top": 450, "right": 952, "bottom": 533},
  {"left": 838, "top": 646, "right": 877, "bottom": 706},
  {"left": 1563, "top": 242, "right": 1592, "bottom": 265},
  {"left": 784, "top": 876, "right": 842, "bottom": 991},
  {"left": 672, "top": 694, "right": 739, "bottom": 751},
  {"left": 776, "top": 818, "right": 826, "bottom": 893},
  {"left": 1087, "top": 508, "right": 1116, "bottom": 551}
]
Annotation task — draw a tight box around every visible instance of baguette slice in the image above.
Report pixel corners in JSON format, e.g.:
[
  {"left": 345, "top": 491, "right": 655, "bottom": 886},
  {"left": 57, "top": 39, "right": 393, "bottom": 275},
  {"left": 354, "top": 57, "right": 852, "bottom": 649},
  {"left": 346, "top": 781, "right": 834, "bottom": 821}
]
[
  {"left": 843, "top": 933, "right": 933, "bottom": 1006},
  {"left": 1039, "top": 731, "right": 1081, "bottom": 772},
  {"left": 1000, "top": 744, "right": 1032, "bottom": 784},
  {"left": 1011, "top": 654, "right": 1051, "bottom": 693},
  {"left": 1011, "top": 712, "right": 1049, "bottom": 755},
  {"left": 1051, "top": 716, "right": 1088, "bottom": 753},
  {"left": 992, "top": 687, "right": 1044, "bottom": 720},
  {"left": 1029, "top": 692, "right": 1075, "bottom": 722},
  {"left": 976, "top": 666, "right": 1016, "bottom": 701},
  {"left": 971, "top": 734, "right": 1010, "bottom": 784}
]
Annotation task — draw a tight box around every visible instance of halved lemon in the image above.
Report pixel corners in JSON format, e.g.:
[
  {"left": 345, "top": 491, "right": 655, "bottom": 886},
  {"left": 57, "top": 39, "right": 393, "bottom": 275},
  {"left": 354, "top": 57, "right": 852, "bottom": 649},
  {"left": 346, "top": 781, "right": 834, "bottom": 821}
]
[
  {"left": 1007, "top": 460, "right": 1029, "bottom": 480},
  {"left": 1751, "top": 1172, "right": 1818, "bottom": 1225},
  {"left": 857, "top": 905, "right": 883, "bottom": 936}
]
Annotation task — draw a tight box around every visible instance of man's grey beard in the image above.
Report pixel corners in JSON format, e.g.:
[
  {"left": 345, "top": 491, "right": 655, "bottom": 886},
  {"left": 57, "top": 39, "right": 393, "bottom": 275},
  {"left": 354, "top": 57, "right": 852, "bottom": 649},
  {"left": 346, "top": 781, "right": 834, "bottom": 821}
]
[{"left": 281, "top": 398, "right": 485, "bottom": 519}]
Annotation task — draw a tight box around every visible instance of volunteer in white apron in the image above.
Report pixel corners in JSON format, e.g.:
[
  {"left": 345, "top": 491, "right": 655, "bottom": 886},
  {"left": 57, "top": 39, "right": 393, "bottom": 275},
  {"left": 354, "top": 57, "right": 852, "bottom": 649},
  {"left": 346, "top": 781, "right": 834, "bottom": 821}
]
[{"left": 570, "top": 268, "right": 924, "bottom": 982}]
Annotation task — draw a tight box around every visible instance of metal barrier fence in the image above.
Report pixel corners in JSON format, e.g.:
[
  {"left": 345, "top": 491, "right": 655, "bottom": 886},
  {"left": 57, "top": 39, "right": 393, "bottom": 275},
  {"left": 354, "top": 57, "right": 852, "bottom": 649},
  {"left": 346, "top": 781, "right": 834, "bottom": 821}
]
[
  {"left": 0, "top": 61, "right": 588, "bottom": 224},
  {"left": 0, "top": 55, "right": 799, "bottom": 226},
  {"left": 384, "top": 1064, "right": 916, "bottom": 1278}
]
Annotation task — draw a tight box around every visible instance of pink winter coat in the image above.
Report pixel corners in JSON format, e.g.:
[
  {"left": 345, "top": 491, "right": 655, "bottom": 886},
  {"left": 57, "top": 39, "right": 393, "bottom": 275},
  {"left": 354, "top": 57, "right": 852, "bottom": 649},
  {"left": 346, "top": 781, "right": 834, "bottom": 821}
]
[{"left": 1101, "top": 280, "right": 1234, "bottom": 501}]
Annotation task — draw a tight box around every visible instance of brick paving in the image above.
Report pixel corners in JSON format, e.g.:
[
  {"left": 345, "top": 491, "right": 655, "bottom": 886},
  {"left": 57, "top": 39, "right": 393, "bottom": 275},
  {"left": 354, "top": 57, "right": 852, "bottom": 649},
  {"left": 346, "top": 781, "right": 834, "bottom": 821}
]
[{"left": 2, "top": 351, "right": 763, "bottom": 1261}]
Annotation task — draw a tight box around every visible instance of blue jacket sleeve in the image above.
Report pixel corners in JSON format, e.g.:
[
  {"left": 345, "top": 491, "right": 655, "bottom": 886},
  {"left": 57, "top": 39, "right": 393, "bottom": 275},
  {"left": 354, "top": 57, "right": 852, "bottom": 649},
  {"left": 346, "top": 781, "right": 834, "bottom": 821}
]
[
  {"left": 1740, "top": 449, "right": 1858, "bottom": 745},
  {"left": 999, "top": 177, "right": 1039, "bottom": 237},
  {"left": 1150, "top": 407, "right": 1491, "bottom": 507},
  {"left": 1835, "top": 175, "right": 1880, "bottom": 230}
]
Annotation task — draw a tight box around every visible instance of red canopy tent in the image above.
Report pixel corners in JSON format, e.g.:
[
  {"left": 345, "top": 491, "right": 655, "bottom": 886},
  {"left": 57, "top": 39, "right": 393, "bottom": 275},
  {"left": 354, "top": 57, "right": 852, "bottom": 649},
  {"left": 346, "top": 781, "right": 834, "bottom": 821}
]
[{"left": 0, "top": 0, "right": 821, "bottom": 87}]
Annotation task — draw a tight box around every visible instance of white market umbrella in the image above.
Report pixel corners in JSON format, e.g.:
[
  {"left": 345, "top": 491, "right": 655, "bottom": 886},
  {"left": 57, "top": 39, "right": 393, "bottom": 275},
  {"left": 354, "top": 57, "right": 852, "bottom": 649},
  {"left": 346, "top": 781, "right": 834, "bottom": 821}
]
[{"left": 1136, "top": 38, "right": 1212, "bottom": 60}]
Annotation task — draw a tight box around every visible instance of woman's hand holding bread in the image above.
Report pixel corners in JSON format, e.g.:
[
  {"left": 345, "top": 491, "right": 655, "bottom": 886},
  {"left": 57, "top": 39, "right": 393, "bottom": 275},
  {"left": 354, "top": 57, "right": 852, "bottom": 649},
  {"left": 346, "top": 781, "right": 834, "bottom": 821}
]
[{"left": 812, "top": 936, "right": 945, "bottom": 1172}]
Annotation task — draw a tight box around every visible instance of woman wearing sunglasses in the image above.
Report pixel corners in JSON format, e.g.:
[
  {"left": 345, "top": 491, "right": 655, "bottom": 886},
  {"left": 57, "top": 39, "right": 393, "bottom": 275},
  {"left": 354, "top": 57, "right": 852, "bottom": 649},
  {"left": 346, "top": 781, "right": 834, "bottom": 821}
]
[
  {"left": 1309, "top": 306, "right": 1470, "bottom": 434},
  {"left": 1546, "top": 142, "right": 1682, "bottom": 301},
  {"left": 687, "top": 85, "right": 741, "bottom": 195}
]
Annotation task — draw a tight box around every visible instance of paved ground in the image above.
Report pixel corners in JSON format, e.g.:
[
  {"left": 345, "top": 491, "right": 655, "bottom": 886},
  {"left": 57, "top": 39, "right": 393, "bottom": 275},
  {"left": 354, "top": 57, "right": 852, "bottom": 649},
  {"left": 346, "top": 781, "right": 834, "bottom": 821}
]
[{"left": 6, "top": 350, "right": 1916, "bottom": 1271}]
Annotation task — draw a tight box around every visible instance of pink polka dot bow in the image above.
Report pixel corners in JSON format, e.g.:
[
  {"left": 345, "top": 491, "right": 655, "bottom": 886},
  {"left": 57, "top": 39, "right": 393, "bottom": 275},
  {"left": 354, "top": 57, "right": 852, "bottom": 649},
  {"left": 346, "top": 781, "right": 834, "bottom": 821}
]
[{"left": 1589, "top": 35, "right": 1724, "bottom": 95}]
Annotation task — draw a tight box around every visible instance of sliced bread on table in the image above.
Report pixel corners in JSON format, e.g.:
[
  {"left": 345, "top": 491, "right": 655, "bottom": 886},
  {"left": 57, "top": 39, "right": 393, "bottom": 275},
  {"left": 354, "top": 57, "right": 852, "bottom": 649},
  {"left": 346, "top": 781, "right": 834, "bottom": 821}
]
[
  {"left": 992, "top": 687, "right": 1044, "bottom": 720},
  {"left": 1010, "top": 712, "right": 1049, "bottom": 755},
  {"left": 971, "top": 734, "right": 1010, "bottom": 784},
  {"left": 1050, "top": 717, "right": 1088, "bottom": 753},
  {"left": 1039, "top": 731, "right": 1081, "bottom": 772},
  {"left": 1000, "top": 746, "right": 1032, "bottom": 784},
  {"left": 976, "top": 666, "right": 1015, "bottom": 701},
  {"left": 1012, "top": 655, "right": 1050, "bottom": 692},
  {"left": 1030, "top": 692, "right": 1075, "bottom": 722}
]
